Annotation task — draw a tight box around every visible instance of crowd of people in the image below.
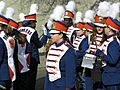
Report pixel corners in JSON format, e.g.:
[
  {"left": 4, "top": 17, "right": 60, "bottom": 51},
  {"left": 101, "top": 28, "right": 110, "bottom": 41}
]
[{"left": 0, "top": 0, "right": 120, "bottom": 90}]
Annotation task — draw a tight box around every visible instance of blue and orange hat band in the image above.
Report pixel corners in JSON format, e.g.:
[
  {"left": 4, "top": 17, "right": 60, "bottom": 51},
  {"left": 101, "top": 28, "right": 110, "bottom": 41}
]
[
  {"left": 106, "top": 17, "right": 120, "bottom": 31},
  {"left": 50, "top": 21, "right": 68, "bottom": 34},
  {"left": 9, "top": 19, "right": 18, "bottom": 29},
  {"left": 0, "top": 15, "right": 9, "bottom": 25},
  {"left": 25, "top": 14, "right": 36, "bottom": 21}
]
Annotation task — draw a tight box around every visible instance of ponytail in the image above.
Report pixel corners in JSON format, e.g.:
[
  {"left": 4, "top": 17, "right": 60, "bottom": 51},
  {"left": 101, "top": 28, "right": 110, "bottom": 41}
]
[{"left": 62, "top": 33, "right": 74, "bottom": 47}]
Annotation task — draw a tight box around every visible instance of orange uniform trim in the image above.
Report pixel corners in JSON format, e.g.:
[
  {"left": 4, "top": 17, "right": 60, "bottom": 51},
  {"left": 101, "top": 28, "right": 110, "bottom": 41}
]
[{"left": 106, "top": 17, "right": 120, "bottom": 30}]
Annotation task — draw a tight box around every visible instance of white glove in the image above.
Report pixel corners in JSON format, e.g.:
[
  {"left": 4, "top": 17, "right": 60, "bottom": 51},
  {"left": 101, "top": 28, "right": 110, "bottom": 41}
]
[{"left": 42, "top": 25, "right": 47, "bottom": 35}]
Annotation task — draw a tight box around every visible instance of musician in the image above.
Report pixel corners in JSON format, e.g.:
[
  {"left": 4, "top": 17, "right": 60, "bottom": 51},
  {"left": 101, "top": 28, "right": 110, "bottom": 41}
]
[
  {"left": 44, "top": 20, "right": 76, "bottom": 90},
  {"left": 92, "top": 15, "right": 107, "bottom": 90},
  {"left": 73, "top": 22, "right": 88, "bottom": 90},
  {"left": 94, "top": 17, "right": 120, "bottom": 90},
  {"left": 63, "top": 1, "right": 76, "bottom": 43},
  {"left": 0, "top": 15, "right": 14, "bottom": 90}
]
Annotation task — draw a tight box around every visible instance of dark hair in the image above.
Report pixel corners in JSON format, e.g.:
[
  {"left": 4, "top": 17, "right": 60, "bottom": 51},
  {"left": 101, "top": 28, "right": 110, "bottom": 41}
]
[
  {"left": 62, "top": 32, "right": 74, "bottom": 47},
  {"left": 23, "top": 20, "right": 37, "bottom": 27},
  {"left": 90, "top": 28, "right": 107, "bottom": 45}
]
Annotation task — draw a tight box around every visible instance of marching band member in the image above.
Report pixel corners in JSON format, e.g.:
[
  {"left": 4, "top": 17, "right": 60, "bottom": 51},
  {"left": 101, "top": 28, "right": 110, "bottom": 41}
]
[
  {"left": 93, "top": 2, "right": 120, "bottom": 90},
  {"left": 18, "top": 4, "right": 48, "bottom": 90},
  {"left": 89, "top": 2, "right": 111, "bottom": 90},
  {"left": 94, "top": 17, "right": 120, "bottom": 90},
  {"left": 73, "top": 11, "right": 88, "bottom": 90},
  {"left": 0, "top": 15, "right": 12, "bottom": 90},
  {"left": 5, "top": 7, "right": 26, "bottom": 90},
  {"left": 11, "top": 13, "right": 30, "bottom": 90},
  {"left": 44, "top": 5, "right": 65, "bottom": 56},
  {"left": 92, "top": 2, "right": 111, "bottom": 89},
  {"left": 0, "top": 3, "right": 16, "bottom": 90},
  {"left": 64, "top": 1, "right": 76, "bottom": 43},
  {"left": 44, "top": 20, "right": 76, "bottom": 90},
  {"left": 82, "top": 10, "right": 95, "bottom": 90},
  {"left": 0, "top": 6, "right": 16, "bottom": 90},
  {"left": 83, "top": 22, "right": 96, "bottom": 90}
]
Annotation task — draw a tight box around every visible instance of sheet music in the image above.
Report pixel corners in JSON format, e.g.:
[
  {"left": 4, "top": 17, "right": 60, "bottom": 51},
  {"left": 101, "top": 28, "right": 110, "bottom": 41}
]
[{"left": 81, "top": 54, "right": 96, "bottom": 69}]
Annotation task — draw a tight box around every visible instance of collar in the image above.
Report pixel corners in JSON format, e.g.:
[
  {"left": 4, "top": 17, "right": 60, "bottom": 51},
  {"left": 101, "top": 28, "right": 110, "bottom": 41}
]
[
  {"left": 107, "top": 34, "right": 116, "bottom": 39},
  {"left": 55, "top": 41, "right": 64, "bottom": 47}
]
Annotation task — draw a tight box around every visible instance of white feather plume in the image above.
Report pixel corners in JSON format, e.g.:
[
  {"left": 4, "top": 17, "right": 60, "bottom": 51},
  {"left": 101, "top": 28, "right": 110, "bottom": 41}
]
[
  {"left": 65, "top": 1, "right": 76, "bottom": 14},
  {"left": 49, "top": 14, "right": 55, "bottom": 21},
  {"left": 75, "top": 11, "right": 82, "bottom": 23},
  {"left": 108, "top": 3, "right": 120, "bottom": 19},
  {"left": 5, "top": 7, "right": 15, "bottom": 19},
  {"left": 0, "top": 1, "right": 5, "bottom": 15},
  {"left": 47, "top": 19, "right": 53, "bottom": 29},
  {"left": 29, "top": 4, "right": 38, "bottom": 15},
  {"left": 52, "top": 5, "right": 65, "bottom": 21},
  {"left": 83, "top": 18, "right": 92, "bottom": 23},
  {"left": 83, "top": 10, "right": 95, "bottom": 23},
  {"left": 97, "top": 1, "right": 111, "bottom": 17},
  {"left": 19, "top": 13, "right": 25, "bottom": 21},
  {"left": 46, "top": 5, "right": 65, "bottom": 29}
]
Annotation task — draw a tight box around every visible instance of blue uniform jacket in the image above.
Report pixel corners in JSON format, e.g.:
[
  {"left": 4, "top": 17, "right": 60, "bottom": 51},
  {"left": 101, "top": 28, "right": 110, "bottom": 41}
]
[
  {"left": 0, "top": 38, "right": 10, "bottom": 80},
  {"left": 76, "top": 37, "right": 89, "bottom": 59},
  {"left": 75, "top": 37, "right": 89, "bottom": 68},
  {"left": 95, "top": 37, "right": 120, "bottom": 85},
  {"left": 44, "top": 42, "right": 76, "bottom": 90},
  {"left": 26, "top": 31, "right": 48, "bottom": 65}
]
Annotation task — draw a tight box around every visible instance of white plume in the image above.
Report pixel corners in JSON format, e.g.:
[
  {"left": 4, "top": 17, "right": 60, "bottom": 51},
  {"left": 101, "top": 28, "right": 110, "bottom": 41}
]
[
  {"left": 5, "top": 7, "right": 15, "bottom": 19},
  {"left": 75, "top": 11, "right": 82, "bottom": 23},
  {"left": 49, "top": 14, "right": 55, "bottom": 21},
  {"left": 83, "top": 18, "right": 92, "bottom": 23},
  {"left": 83, "top": 10, "right": 95, "bottom": 23},
  {"left": 52, "top": 5, "right": 65, "bottom": 21},
  {"left": 108, "top": 3, "right": 120, "bottom": 19},
  {"left": 65, "top": 1, "right": 76, "bottom": 14},
  {"left": 29, "top": 4, "right": 38, "bottom": 15},
  {"left": 19, "top": 13, "right": 25, "bottom": 21},
  {"left": 97, "top": 1, "right": 111, "bottom": 17},
  {"left": 0, "top": 1, "right": 5, "bottom": 15},
  {"left": 47, "top": 19, "right": 53, "bottom": 29}
]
